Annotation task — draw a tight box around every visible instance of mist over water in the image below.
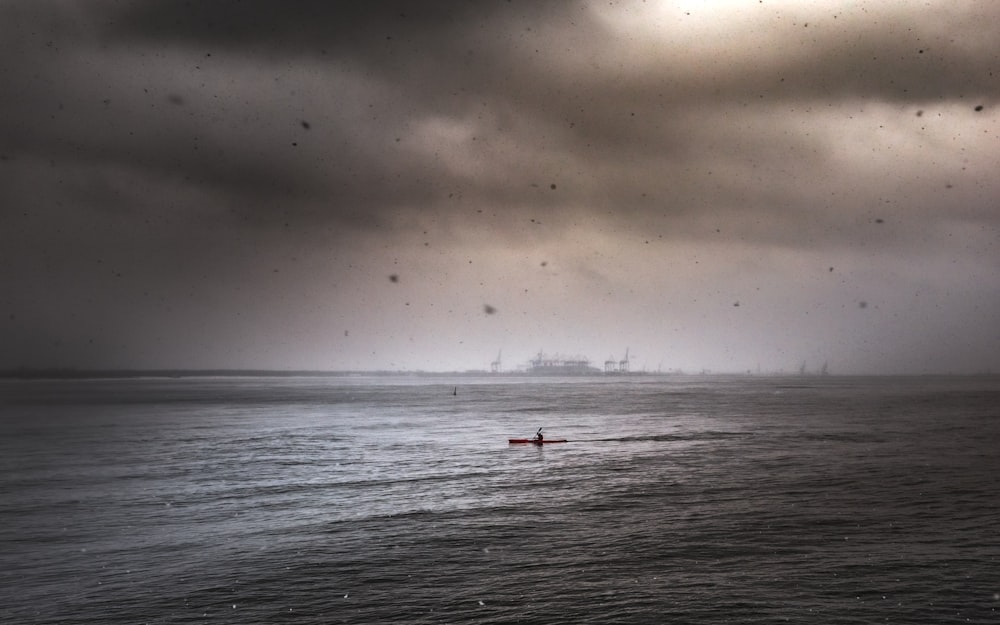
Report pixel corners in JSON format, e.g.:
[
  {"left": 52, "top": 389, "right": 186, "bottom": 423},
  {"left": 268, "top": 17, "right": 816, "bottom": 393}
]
[{"left": 2, "top": 375, "right": 998, "bottom": 623}]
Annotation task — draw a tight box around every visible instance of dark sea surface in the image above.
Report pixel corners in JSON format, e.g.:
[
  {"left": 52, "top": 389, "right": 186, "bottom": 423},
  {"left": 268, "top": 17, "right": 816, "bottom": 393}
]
[{"left": 1, "top": 374, "right": 998, "bottom": 624}]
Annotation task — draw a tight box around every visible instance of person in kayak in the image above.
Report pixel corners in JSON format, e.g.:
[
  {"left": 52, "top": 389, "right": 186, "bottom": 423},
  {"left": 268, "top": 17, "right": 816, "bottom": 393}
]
[{"left": 533, "top": 427, "right": 543, "bottom": 442}]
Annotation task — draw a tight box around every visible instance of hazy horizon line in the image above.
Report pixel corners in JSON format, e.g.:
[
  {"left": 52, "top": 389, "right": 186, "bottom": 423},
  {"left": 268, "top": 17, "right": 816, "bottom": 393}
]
[{"left": 2, "top": 368, "right": 995, "bottom": 380}]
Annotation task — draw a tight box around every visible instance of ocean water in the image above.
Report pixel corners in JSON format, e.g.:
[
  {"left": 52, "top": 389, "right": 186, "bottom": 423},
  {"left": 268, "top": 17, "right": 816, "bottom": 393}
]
[{"left": 1, "top": 374, "right": 998, "bottom": 624}]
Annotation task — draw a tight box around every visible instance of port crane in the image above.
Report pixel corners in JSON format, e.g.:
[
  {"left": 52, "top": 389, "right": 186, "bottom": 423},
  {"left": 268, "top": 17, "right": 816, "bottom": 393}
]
[
  {"left": 604, "top": 348, "right": 631, "bottom": 373},
  {"left": 619, "top": 347, "right": 630, "bottom": 373}
]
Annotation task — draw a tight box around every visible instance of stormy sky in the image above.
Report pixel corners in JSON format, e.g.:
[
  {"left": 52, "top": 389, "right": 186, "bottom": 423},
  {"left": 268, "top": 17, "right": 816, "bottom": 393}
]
[{"left": 2, "top": 1, "right": 998, "bottom": 374}]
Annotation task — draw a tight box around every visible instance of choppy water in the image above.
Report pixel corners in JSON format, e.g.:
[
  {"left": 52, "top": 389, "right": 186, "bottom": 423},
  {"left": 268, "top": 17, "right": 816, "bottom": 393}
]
[{"left": 1, "top": 374, "right": 998, "bottom": 624}]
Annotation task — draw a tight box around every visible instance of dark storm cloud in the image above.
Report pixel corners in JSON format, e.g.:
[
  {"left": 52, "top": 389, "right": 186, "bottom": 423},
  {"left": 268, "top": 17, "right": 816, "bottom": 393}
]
[
  {"left": 4, "top": 0, "right": 998, "bottom": 244},
  {"left": 95, "top": 1, "right": 594, "bottom": 227},
  {"left": 109, "top": 1, "right": 1000, "bottom": 103},
  {"left": 108, "top": 1, "right": 514, "bottom": 49},
  {"left": 118, "top": 2, "right": 1000, "bottom": 232},
  {"left": 2, "top": 1, "right": 998, "bottom": 372}
]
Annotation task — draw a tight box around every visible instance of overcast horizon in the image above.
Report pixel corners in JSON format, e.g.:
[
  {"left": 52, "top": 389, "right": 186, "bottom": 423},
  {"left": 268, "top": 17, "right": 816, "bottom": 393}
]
[{"left": 3, "top": 1, "right": 999, "bottom": 375}]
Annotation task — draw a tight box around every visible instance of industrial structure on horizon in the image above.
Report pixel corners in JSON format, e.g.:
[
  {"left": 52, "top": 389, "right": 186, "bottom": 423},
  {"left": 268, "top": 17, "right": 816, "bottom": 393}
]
[{"left": 491, "top": 349, "right": 640, "bottom": 376}]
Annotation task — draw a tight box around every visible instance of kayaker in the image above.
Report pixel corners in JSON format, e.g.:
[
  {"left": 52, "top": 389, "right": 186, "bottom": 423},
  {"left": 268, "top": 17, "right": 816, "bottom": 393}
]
[{"left": 533, "top": 428, "right": 543, "bottom": 442}]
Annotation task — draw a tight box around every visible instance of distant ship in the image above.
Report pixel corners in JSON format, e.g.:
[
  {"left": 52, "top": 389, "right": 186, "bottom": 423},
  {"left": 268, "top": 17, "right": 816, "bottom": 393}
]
[
  {"left": 524, "top": 351, "right": 601, "bottom": 375},
  {"left": 490, "top": 349, "right": 645, "bottom": 376}
]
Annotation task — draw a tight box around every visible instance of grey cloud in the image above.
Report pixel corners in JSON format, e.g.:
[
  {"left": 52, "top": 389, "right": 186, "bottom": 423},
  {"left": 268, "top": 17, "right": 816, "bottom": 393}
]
[
  {"left": 5, "top": 1, "right": 997, "bottom": 241},
  {"left": 2, "top": 1, "right": 999, "bottom": 372},
  {"left": 105, "top": 2, "right": 1000, "bottom": 104},
  {"left": 106, "top": 1, "right": 508, "bottom": 49}
]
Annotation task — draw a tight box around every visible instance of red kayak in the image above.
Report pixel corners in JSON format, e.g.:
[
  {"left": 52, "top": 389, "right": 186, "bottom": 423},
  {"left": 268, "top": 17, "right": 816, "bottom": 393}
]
[{"left": 508, "top": 438, "right": 568, "bottom": 444}]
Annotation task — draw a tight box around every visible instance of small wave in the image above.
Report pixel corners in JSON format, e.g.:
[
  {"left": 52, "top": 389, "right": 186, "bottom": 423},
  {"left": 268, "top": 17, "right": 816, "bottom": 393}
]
[{"left": 575, "top": 431, "right": 749, "bottom": 443}]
